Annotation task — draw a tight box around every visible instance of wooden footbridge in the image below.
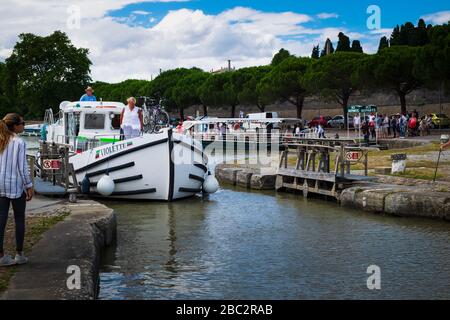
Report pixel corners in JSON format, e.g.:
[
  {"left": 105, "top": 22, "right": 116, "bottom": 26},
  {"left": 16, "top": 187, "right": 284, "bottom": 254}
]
[{"left": 276, "top": 138, "right": 374, "bottom": 199}]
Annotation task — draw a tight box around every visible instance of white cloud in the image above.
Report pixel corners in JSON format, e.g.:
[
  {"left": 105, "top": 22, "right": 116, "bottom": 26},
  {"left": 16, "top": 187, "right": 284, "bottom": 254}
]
[
  {"left": 317, "top": 13, "right": 339, "bottom": 19},
  {"left": 369, "top": 28, "right": 392, "bottom": 37},
  {"left": 0, "top": 1, "right": 381, "bottom": 83},
  {"left": 132, "top": 10, "right": 152, "bottom": 15},
  {"left": 421, "top": 10, "right": 450, "bottom": 25}
]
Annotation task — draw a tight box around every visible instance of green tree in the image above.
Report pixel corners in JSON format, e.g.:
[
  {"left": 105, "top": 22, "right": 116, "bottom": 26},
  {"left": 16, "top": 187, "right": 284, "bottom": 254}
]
[
  {"left": 93, "top": 79, "right": 151, "bottom": 103},
  {"left": 271, "top": 48, "right": 292, "bottom": 66},
  {"left": 390, "top": 20, "right": 430, "bottom": 47},
  {"left": 258, "top": 57, "right": 311, "bottom": 118},
  {"left": 390, "top": 25, "right": 401, "bottom": 46},
  {"left": 0, "top": 62, "right": 10, "bottom": 116},
  {"left": 199, "top": 72, "right": 239, "bottom": 118},
  {"left": 5, "top": 31, "right": 92, "bottom": 118},
  {"left": 336, "top": 32, "right": 351, "bottom": 52},
  {"left": 413, "top": 23, "right": 450, "bottom": 93},
  {"left": 378, "top": 36, "right": 389, "bottom": 52},
  {"left": 363, "top": 46, "right": 422, "bottom": 114},
  {"left": 311, "top": 45, "right": 320, "bottom": 59},
  {"left": 351, "top": 40, "right": 363, "bottom": 53},
  {"left": 307, "top": 52, "right": 366, "bottom": 125},
  {"left": 147, "top": 68, "right": 194, "bottom": 117},
  {"left": 320, "top": 38, "right": 334, "bottom": 57},
  {"left": 415, "top": 18, "right": 430, "bottom": 46},
  {"left": 172, "top": 70, "right": 210, "bottom": 117},
  {"left": 236, "top": 66, "right": 272, "bottom": 112}
]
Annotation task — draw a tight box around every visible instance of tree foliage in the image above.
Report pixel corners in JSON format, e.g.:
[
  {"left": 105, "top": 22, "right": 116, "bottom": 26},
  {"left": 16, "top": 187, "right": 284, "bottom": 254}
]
[
  {"left": 390, "top": 19, "right": 430, "bottom": 47},
  {"left": 413, "top": 23, "right": 450, "bottom": 91},
  {"left": 258, "top": 57, "right": 311, "bottom": 118},
  {"left": 307, "top": 52, "right": 366, "bottom": 124},
  {"left": 311, "top": 45, "right": 320, "bottom": 59},
  {"left": 378, "top": 36, "right": 389, "bottom": 52},
  {"left": 271, "top": 48, "right": 292, "bottom": 66},
  {"left": 5, "top": 31, "right": 92, "bottom": 118},
  {"left": 336, "top": 32, "right": 351, "bottom": 52},
  {"left": 359, "top": 46, "right": 422, "bottom": 114}
]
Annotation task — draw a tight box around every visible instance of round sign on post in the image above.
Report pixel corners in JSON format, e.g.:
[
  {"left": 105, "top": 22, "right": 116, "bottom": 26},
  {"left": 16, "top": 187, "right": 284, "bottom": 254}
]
[
  {"left": 43, "top": 159, "right": 61, "bottom": 170},
  {"left": 346, "top": 151, "right": 360, "bottom": 161}
]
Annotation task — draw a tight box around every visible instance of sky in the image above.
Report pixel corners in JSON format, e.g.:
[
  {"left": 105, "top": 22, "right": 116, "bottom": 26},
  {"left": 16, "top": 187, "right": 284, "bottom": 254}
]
[{"left": 0, "top": 0, "right": 449, "bottom": 83}]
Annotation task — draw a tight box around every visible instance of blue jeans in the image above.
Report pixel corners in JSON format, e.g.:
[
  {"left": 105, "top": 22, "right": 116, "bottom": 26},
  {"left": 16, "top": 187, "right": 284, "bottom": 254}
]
[{"left": 0, "top": 193, "right": 26, "bottom": 254}]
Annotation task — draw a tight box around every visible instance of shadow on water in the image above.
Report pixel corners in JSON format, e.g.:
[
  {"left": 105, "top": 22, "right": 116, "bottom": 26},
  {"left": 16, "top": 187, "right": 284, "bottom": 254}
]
[{"left": 99, "top": 187, "right": 450, "bottom": 300}]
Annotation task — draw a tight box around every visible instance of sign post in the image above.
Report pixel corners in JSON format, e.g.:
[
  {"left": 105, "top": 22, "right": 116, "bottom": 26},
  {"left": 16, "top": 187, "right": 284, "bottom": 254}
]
[{"left": 43, "top": 159, "right": 62, "bottom": 170}]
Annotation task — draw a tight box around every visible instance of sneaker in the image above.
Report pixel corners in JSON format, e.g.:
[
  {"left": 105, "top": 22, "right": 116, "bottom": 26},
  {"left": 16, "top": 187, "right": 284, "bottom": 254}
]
[
  {"left": 14, "top": 254, "right": 28, "bottom": 265},
  {"left": 0, "top": 255, "right": 16, "bottom": 267}
]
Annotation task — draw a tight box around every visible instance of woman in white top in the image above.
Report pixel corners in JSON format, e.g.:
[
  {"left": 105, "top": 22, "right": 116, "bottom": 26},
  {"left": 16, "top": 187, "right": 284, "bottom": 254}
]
[
  {"left": 0, "top": 113, "right": 34, "bottom": 267},
  {"left": 120, "top": 97, "right": 144, "bottom": 140}
]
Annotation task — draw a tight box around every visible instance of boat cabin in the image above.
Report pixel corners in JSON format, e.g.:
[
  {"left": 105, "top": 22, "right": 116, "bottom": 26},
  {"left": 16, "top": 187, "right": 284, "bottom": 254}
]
[{"left": 45, "top": 101, "right": 125, "bottom": 152}]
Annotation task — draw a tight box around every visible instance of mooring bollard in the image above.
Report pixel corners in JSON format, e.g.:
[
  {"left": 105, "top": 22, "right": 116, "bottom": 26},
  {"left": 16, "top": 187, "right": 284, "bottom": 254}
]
[
  {"left": 391, "top": 153, "right": 407, "bottom": 174},
  {"left": 68, "top": 188, "right": 78, "bottom": 203}
]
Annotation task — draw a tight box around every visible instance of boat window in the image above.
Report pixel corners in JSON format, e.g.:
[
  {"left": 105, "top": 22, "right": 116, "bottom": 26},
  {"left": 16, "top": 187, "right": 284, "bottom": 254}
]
[
  {"left": 111, "top": 114, "right": 121, "bottom": 130},
  {"left": 84, "top": 113, "right": 105, "bottom": 129}
]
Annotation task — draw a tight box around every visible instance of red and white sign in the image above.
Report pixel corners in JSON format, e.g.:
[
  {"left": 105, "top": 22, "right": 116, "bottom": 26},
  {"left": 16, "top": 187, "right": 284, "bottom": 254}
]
[
  {"left": 345, "top": 151, "right": 360, "bottom": 162},
  {"left": 43, "top": 159, "right": 62, "bottom": 170}
]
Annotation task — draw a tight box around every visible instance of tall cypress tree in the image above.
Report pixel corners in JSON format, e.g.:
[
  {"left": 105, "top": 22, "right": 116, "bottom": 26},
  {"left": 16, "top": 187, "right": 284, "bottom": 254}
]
[
  {"left": 311, "top": 45, "right": 320, "bottom": 59},
  {"left": 378, "top": 36, "right": 389, "bottom": 52},
  {"left": 390, "top": 25, "right": 400, "bottom": 46},
  {"left": 351, "top": 40, "right": 363, "bottom": 53},
  {"left": 336, "top": 32, "right": 351, "bottom": 52},
  {"left": 320, "top": 38, "right": 334, "bottom": 57},
  {"left": 415, "top": 18, "right": 430, "bottom": 46}
]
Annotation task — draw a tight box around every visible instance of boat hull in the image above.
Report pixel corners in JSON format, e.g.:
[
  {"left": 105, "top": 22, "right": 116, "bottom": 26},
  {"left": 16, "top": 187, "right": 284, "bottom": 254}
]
[{"left": 70, "top": 129, "right": 207, "bottom": 201}]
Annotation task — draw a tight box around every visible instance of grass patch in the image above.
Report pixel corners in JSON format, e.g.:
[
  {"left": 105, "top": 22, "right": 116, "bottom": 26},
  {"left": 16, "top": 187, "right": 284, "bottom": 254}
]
[
  {"left": 391, "top": 168, "right": 443, "bottom": 181},
  {"left": 0, "top": 211, "right": 69, "bottom": 293}
]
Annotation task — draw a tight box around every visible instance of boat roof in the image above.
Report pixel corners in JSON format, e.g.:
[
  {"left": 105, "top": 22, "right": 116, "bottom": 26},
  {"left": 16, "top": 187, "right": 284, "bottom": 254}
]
[{"left": 59, "top": 101, "right": 125, "bottom": 112}]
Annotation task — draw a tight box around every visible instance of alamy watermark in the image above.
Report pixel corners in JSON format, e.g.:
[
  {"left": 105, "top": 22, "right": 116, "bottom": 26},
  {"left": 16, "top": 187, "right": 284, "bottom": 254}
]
[
  {"left": 67, "top": 5, "right": 81, "bottom": 30},
  {"left": 66, "top": 265, "right": 81, "bottom": 290},
  {"left": 366, "top": 5, "right": 381, "bottom": 30},
  {"left": 366, "top": 265, "right": 381, "bottom": 290}
]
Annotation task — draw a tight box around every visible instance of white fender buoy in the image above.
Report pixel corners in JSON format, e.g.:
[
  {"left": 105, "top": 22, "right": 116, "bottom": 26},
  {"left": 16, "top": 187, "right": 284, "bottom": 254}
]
[
  {"left": 97, "top": 175, "right": 115, "bottom": 196},
  {"left": 203, "top": 173, "right": 219, "bottom": 194}
]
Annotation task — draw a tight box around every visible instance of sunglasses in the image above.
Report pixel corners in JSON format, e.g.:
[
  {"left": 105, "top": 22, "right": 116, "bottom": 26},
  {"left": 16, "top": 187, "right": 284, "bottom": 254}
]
[{"left": 16, "top": 121, "right": 25, "bottom": 126}]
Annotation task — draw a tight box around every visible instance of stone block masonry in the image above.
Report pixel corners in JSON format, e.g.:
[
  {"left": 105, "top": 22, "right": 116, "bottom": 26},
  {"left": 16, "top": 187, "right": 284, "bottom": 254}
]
[{"left": 2, "top": 201, "right": 116, "bottom": 300}]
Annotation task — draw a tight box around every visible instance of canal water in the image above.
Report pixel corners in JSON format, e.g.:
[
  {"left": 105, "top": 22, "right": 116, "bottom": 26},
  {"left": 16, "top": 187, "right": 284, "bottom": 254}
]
[
  {"left": 99, "top": 186, "right": 450, "bottom": 300},
  {"left": 22, "top": 135, "right": 450, "bottom": 299}
]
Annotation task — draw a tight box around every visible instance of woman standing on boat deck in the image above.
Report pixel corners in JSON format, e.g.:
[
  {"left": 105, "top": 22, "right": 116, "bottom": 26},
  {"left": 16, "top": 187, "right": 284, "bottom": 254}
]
[
  {"left": 0, "top": 113, "right": 34, "bottom": 267},
  {"left": 120, "top": 97, "right": 144, "bottom": 140}
]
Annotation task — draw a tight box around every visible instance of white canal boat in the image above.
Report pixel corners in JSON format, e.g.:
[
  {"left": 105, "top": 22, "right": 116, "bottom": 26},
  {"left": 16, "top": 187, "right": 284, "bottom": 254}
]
[{"left": 41, "top": 101, "right": 217, "bottom": 201}]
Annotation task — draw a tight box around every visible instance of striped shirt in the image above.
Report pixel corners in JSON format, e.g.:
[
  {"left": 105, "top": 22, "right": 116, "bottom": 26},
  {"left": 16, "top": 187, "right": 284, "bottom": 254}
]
[{"left": 0, "top": 136, "right": 33, "bottom": 199}]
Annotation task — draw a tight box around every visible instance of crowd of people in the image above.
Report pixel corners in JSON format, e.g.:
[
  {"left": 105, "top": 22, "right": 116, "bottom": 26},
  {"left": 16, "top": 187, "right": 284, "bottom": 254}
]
[{"left": 353, "top": 110, "right": 435, "bottom": 145}]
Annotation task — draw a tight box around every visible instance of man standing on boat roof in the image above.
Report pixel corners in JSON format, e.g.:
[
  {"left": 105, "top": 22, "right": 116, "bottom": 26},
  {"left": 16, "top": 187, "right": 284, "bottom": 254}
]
[
  {"left": 80, "top": 86, "right": 97, "bottom": 102},
  {"left": 120, "top": 97, "right": 144, "bottom": 140}
]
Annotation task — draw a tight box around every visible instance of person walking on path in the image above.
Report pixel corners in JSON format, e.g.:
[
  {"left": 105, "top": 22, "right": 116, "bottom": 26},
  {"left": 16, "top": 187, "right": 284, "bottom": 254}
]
[{"left": 0, "top": 113, "right": 34, "bottom": 267}]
